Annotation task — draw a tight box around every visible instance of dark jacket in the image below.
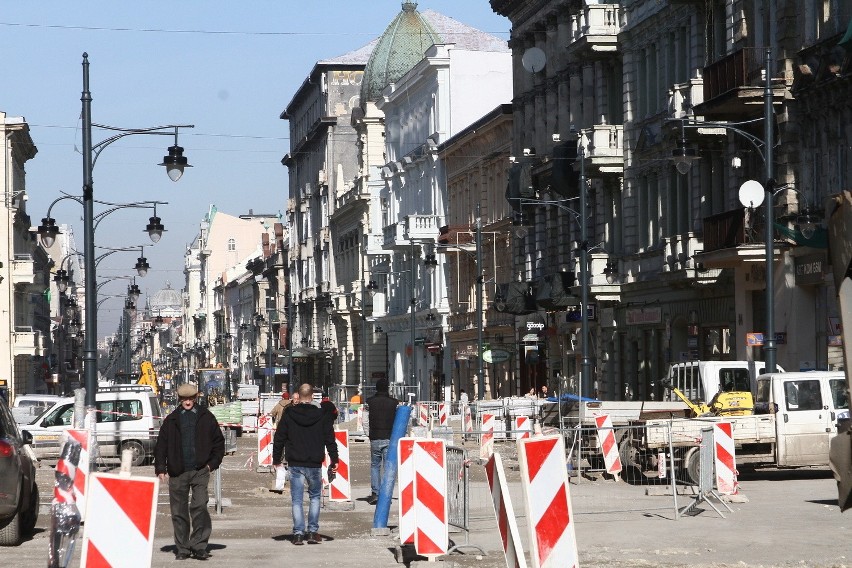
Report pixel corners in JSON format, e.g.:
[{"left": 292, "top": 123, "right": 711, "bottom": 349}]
[
  {"left": 272, "top": 402, "right": 338, "bottom": 468},
  {"left": 365, "top": 391, "right": 399, "bottom": 440},
  {"left": 154, "top": 405, "right": 225, "bottom": 477}
]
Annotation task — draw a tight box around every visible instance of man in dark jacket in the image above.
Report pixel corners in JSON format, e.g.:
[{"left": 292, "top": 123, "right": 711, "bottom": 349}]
[
  {"left": 155, "top": 382, "right": 225, "bottom": 561},
  {"left": 364, "top": 378, "right": 399, "bottom": 505},
  {"left": 272, "top": 383, "right": 338, "bottom": 545}
]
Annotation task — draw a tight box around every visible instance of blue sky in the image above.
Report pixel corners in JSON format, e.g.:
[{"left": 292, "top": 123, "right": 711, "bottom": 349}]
[{"left": 0, "top": 1, "right": 510, "bottom": 335}]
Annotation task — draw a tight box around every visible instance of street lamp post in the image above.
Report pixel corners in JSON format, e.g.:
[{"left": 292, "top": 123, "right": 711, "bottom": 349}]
[
  {"left": 475, "top": 205, "right": 485, "bottom": 401},
  {"left": 79, "top": 53, "right": 193, "bottom": 410}
]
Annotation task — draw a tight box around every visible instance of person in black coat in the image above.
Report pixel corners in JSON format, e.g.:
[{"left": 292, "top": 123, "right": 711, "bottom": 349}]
[
  {"left": 272, "top": 383, "right": 338, "bottom": 545},
  {"left": 364, "top": 378, "right": 399, "bottom": 504},
  {"left": 155, "top": 383, "right": 225, "bottom": 561}
]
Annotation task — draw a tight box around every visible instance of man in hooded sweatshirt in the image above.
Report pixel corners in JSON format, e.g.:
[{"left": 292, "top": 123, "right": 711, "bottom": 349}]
[{"left": 272, "top": 383, "right": 338, "bottom": 545}]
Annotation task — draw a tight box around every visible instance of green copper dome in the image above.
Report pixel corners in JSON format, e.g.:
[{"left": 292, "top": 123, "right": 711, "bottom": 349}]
[{"left": 360, "top": 2, "right": 443, "bottom": 105}]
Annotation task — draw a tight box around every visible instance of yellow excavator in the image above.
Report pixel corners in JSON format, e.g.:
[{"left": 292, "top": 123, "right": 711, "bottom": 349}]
[
  {"left": 663, "top": 379, "right": 754, "bottom": 417},
  {"left": 138, "top": 360, "right": 159, "bottom": 395}
]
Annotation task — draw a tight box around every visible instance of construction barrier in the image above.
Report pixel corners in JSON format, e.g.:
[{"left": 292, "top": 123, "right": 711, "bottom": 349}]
[
  {"left": 418, "top": 403, "right": 430, "bottom": 427},
  {"left": 438, "top": 403, "right": 449, "bottom": 427},
  {"left": 463, "top": 405, "right": 473, "bottom": 435},
  {"left": 480, "top": 413, "right": 495, "bottom": 460},
  {"left": 66, "top": 429, "right": 90, "bottom": 519},
  {"left": 518, "top": 435, "right": 579, "bottom": 568},
  {"left": 81, "top": 473, "right": 159, "bottom": 568},
  {"left": 485, "top": 452, "right": 528, "bottom": 568},
  {"left": 594, "top": 414, "right": 623, "bottom": 476},
  {"left": 514, "top": 416, "right": 532, "bottom": 440},
  {"left": 257, "top": 414, "right": 273, "bottom": 469},
  {"left": 398, "top": 437, "right": 416, "bottom": 545},
  {"left": 713, "top": 422, "right": 737, "bottom": 495},
  {"left": 413, "top": 439, "right": 448, "bottom": 558},
  {"left": 329, "top": 430, "right": 351, "bottom": 501}
]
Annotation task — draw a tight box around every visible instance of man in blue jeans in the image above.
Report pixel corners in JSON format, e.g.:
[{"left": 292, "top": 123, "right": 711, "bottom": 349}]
[
  {"left": 272, "top": 383, "right": 338, "bottom": 545},
  {"left": 365, "top": 378, "right": 399, "bottom": 505}
]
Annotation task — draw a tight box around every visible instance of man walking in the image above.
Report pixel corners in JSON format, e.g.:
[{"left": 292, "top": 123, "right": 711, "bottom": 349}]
[
  {"left": 272, "top": 383, "right": 338, "bottom": 545},
  {"left": 269, "top": 390, "right": 297, "bottom": 424},
  {"left": 155, "top": 383, "right": 225, "bottom": 561},
  {"left": 365, "top": 378, "right": 399, "bottom": 505}
]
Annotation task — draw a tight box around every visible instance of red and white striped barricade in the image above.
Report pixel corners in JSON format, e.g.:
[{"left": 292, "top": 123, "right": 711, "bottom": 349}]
[
  {"left": 514, "top": 416, "right": 532, "bottom": 440},
  {"left": 594, "top": 414, "right": 623, "bottom": 476},
  {"left": 413, "top": 439, "right": 448, "bottom": 558},
  {"left": 356, "top": 406, "right": 365, "bottom": 435},
  {"left": 322, "top": 452, "right": 330, "bottom": 486},
  {"left": 713, "top": 422, "right": 737, "bottom": 494},
  {"left": 81, "top": 473, "right": 159, "bottom": 567},
  {"left": 485, "top": 452, "right": 529, "bottom": 568},
  {"left": 438, "top": 403, "right": 449, "bottom": 427},
  {"left": 463, "top": 405, "right": 473, "bottom": 435},
  {"left": 257, "top": 414, "right": 274, "bottom": 469},
  {"left": 329, "top": 429, "right": 351, "bottom": 501},
  {"left": 518, "top": 435, "right": 579, "bottom": 568},
  {"left": 398, "top": 437, "right": 416, "bottom": 545},
  {"left": 480, "top": 413, "right": 495, "bottom": 460},
  {"left": 66, "top": 429, "right": 90, "bottom": 519},
  {"left": 418, "top": 403, "right": 430, "bottom": 427}
]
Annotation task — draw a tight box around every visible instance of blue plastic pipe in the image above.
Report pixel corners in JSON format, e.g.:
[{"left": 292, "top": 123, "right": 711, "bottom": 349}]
[{"left": 372, "top": 404, "right": 412, "bottom": 529}]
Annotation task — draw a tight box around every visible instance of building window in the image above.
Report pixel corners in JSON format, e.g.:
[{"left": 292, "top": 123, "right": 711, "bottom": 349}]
[{"left": 228, "top": 238, "right": 236, "bottom": 251}]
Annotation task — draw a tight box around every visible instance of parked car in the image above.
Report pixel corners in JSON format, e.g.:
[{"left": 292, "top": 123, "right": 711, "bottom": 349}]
[
  {"left": 11, "top": 394, "right": 62, "bottom": 426},
  {"left": 23, "top": 385, "right": 162, "bottom": 466},
  {"left": 0, "top": 394, "right": 38, "bottom": 546}
]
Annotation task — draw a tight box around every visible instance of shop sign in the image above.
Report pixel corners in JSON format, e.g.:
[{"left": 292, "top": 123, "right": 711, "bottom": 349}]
[
  {"left": 482, "top": 349, "right": 511, "bottom": 363},
  {"left": 626, "top": 306, "right": 662, "bottom": 325},
  {"left": 795, "top": 253, "right": 826, "bottom": 286}
]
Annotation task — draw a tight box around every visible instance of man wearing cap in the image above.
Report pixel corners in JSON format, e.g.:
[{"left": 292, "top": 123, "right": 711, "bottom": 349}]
[
  {"left": 364, "top": 378, "right": 399, "bottom": 505},
  {"left": 272, "top": 383, "right": 338, "bottom": 545},
  {"left": 155, "top": 383, "right": 225, "bottom": 561}
]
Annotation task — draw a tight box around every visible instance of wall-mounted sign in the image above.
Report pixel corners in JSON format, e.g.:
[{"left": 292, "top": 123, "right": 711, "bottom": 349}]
[
  {"left": 794, "top": 253, "right": 826, "bottom": 286},
  {"left": 482, "top": 349, "right": 511, "bottom": 363},
  {"left": 626, "top": 306, "right": 662, "bottom": 325},
  {"left": 565, "top": 303, "right": 596, "bottom": 323},
  {"left": 746, "top": 332, "right": 786, "bottom": 346}
]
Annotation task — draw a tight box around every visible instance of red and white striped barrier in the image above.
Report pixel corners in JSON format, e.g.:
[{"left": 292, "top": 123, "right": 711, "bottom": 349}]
[
  {"left": 518, "top": 435, "right": 579, "bottom": 568},
  {"left": 594, "top": 414, "right": 623, "bottom": 476},
  {"left": 713, "top": 422, "right": 737, "bottom": 494},
  {"left": 480, "top": 413, "right": 495, "bottom": 460},
  {"left": 438, "top": 403, "right": 449, "bottom": 427},
  {"left": 463, "top": 405, "right": 473, "bottom": 434},
  {"left": 329, "top": 430, "right": 351, "bottom": 501},
  {"left": 257, "top": 414, "right": 273, "bottom": 468},
  {"left": 67, "top": 429, "right": 90, "bottom": 518},
  {"left": 514, "top": 416, "right": 532, "bottom": 440},
  {"left": 81, "top": 473, "right": 159, "bottom": 567},
  {"left": 356, "top": 407, "right": 364, "bottom": 434},
  {"left": 413, "top": 439, "right": 448, "bottom": 558},
  {"left": 485, "top": 452, "right": 528, "bottom": 568},
  {"left": 418, "top": 403, "right": 430, "bottom": 427},
  {"left": 398, "top": 437, "right": 416, "bottom": 545}
]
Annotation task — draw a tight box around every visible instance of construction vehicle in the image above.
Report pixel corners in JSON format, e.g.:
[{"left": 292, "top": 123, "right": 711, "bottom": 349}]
[
  {"left": 138, "top": 360, "right": 159, "bottom": 396},
  {"left": 828, "top": 190, "right": 852, "bottom": 510},
  {"left": 664, "top": 381, "right": 754, "bottom": 417}
]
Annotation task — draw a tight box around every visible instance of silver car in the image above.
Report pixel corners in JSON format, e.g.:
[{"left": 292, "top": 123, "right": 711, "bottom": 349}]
[{"left": 0, "top": 396, "right": 38, "bottom": 545}]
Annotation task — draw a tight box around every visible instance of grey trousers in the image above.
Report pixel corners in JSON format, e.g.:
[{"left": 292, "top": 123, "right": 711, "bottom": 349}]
[{"left": 168, "top": 468, "right": 212, "bottom": 555}]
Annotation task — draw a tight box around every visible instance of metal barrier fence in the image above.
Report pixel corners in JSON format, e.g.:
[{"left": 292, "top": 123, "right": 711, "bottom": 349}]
[{"left": 445, "top": 445, "right": 486, "bottom": 556}]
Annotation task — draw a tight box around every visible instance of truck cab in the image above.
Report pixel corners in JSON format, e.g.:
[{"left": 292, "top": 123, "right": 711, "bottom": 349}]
[{"left": 757, "top": 371, "right": 849, "bottom": 467}]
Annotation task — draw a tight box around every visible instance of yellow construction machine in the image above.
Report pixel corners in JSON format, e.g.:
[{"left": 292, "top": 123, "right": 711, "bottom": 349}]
[
  {"left": 138, "top": 360, "right": 159, "bottom": 395},
  {"left": 664, "top": 380, "right": 754, "bottom": 417}
]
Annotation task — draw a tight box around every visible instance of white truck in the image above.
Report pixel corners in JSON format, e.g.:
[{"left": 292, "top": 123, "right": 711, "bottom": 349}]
[{"left": 618, "top": 371, "right": 849, "bottom": 482}]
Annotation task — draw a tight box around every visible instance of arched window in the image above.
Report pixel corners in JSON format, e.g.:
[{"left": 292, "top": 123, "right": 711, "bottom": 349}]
[{"left": 227, "top": 238, "right": 236, "bottom": 251}]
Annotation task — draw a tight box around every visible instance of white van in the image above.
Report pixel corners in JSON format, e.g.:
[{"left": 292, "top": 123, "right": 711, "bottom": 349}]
[
  {"left": 11, "top": 394, "right": 63, "bottom": 426},
  {"left": 22, "top": 385, "right": 162, "bottom": 466}
]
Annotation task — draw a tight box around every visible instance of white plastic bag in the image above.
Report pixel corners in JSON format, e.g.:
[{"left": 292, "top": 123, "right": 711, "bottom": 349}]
[{"left": 275, "top": 466, "right": 288, "bottom": 490}]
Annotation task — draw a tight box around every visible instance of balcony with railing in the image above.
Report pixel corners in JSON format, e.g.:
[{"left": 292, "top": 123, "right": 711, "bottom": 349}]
[
  {"left": 12, "top": 254, "right": 35, "bottom": 286},
  {"left": 695, "top": 47, "right": 784, "bottom": 120},
  {"left": 383, "top": 222, "right": 406, "bottom": 249},
  {"left": 668, "top": 77, "right": 705, "bottom": 120},
  {"left": 566, "top": 3, "right": 623, "bottom": 59},
  {"left": 583, "top": 124, "right": 623, "bottom": 175},
  {"left": 13, "top": 326, "right": 44, "bottom": 357},
  {"left": 405, "top": 215, "right": 439, "bottom": 241}
]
